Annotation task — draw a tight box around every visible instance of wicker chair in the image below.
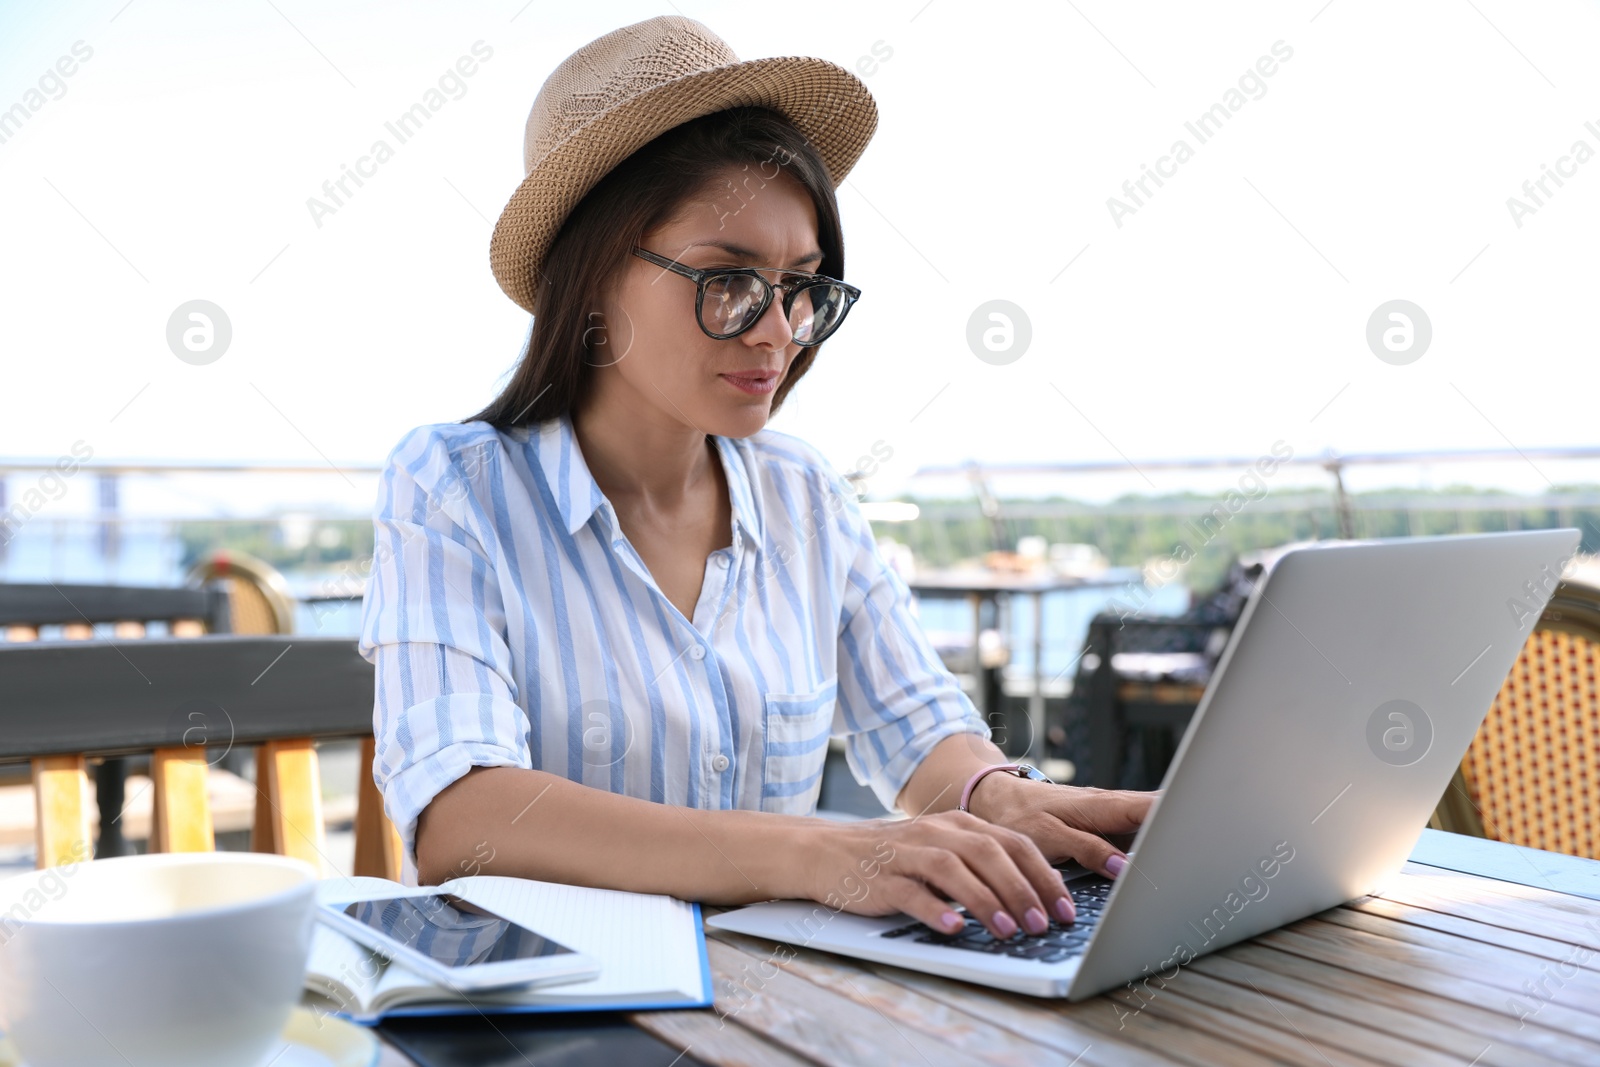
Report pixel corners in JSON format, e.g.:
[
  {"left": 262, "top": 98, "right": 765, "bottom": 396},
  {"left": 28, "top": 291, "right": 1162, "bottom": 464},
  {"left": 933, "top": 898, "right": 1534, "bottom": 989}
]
[
  {"left": 185, "top": 548, "right": 296, "bottom": 636},
  {"left": 1428, "top": 579, "right": 1600, "bottom": 860}
]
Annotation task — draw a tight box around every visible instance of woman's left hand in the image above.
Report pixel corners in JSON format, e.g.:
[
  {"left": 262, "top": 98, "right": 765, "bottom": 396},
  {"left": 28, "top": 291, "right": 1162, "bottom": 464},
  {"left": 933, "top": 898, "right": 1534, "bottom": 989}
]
[{"left": 964, "top": 773, "right": 1157, "bottom": 879}]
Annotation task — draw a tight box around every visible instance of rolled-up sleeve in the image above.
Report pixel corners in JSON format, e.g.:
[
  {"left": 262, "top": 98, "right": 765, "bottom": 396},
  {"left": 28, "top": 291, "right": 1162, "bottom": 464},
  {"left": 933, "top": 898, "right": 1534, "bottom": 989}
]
[
  {"left": 828, "top": 470, "right": 989, "bottom": 813},
  {"left": 358, "top": 427, "right": 533, "bottom": 881}
]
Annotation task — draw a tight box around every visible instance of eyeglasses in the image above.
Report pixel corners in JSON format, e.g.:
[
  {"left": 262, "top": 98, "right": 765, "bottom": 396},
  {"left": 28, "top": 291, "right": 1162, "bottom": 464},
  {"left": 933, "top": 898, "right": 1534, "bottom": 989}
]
[{"left": 632, "top": 246, "right": 861, "bottom": 346}]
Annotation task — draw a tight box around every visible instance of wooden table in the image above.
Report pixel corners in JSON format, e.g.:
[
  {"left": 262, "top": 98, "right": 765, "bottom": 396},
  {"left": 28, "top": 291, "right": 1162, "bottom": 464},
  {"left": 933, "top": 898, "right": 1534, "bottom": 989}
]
[{"left": 374, "top": 829, "right": 1600, "bottom": 1065}]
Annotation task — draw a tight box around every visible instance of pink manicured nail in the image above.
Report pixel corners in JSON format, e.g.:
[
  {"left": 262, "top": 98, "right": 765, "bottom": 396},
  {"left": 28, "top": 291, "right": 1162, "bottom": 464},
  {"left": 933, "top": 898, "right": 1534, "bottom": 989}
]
[
  {"left": 1023, "top": 907, "right": 1048, "bottom": 935},
  {"left": 992, "top": 911, "right": 1018, "bottom": 938},
  {"left": 939, "top": 910, "right": 963, "bottom": 932},
  {"left": 1106, "top": 854, "right": 1127, "bottom": 878},
  {"left": 1054, "top": 897, "right": 1076, "bottom": 923}
]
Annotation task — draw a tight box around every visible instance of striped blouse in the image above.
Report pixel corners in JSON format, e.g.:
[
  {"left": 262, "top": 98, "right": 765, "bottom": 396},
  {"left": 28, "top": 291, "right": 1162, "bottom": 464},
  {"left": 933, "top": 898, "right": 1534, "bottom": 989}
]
[{"left": 358, "top": 412, "right": 988, "bottom": 884}]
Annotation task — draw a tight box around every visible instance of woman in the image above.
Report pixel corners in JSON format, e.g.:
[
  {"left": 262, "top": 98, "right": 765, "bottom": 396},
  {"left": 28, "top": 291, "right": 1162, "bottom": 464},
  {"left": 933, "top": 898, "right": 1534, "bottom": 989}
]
[{"left": 360, "top": 15, "right": 1153, "bottom": 943}]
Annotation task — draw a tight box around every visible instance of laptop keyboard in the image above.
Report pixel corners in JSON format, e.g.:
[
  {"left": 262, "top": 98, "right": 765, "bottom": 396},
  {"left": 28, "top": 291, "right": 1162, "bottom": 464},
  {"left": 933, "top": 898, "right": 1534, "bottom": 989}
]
[{"left": 876, "top": 877, "right": 1113, "bottom": 964}]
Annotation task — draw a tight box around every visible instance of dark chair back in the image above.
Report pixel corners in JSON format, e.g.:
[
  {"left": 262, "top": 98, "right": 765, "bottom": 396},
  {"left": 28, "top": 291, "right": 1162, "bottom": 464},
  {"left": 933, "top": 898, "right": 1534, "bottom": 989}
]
[
  {"left": 0, "top": 581, "right": 231, "bottom": 641},
  {"left": 0, "top": 635, "right": 401, "bottom": 879},
  {"left": 1063, "top": 559, "right": 1264, "bottom": 788},
  {"left": 0, "top": 580, "right": 234, "bottom": 856}
]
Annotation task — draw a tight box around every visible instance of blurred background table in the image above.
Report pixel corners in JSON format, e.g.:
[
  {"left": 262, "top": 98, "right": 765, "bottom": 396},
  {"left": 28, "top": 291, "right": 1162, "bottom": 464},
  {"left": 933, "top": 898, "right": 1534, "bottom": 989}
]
[{"left": 908, "top": 567, "right": 1129, "bottom": 765}]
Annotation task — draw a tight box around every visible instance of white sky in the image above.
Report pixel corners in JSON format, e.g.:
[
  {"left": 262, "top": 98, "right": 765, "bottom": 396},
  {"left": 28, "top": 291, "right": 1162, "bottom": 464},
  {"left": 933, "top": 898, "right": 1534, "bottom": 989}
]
[{"left": 3, "top": 0, "right": 1599, "bottom": 518}]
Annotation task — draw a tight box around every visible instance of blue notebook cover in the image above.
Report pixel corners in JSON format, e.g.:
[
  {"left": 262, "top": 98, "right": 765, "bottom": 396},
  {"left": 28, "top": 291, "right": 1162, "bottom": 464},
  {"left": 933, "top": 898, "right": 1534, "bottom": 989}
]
[
  {"left": 350, "top": 903, "right": 713, "bottom": 1025},
  {"left": 307, "top": 878, "right": 714, "bottom": 1027}
]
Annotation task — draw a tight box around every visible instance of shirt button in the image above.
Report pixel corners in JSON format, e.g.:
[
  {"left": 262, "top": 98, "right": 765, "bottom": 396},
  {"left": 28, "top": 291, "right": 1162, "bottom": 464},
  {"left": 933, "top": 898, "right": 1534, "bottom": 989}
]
[
  {"left": 716, "top": 554, "right": 730, "bottom": 568},
  {"left": 710, "top": 754, "right": 730, "bottom": 772},
  {"left": 689, "top": 644, "right": 707, "bottom": 660}
]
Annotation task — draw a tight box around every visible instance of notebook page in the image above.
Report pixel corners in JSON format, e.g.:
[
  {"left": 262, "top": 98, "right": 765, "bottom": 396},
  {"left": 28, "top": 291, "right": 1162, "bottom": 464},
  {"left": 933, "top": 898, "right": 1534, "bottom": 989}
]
[
  {"left": 448, "top": 876, "right": 702, "bottom": 1000},
  {"left": 306, "top": 922, "right": 411, "bottom": 1013}
]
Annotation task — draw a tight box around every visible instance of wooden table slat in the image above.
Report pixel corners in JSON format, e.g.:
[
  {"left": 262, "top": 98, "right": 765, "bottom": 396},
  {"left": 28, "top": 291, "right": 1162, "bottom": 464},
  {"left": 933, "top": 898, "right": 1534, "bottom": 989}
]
[
  {"left": 712, "top": 930, "right": 1062, "bottom": 1066},
  {"left": 1345, "top": 894, "right": 1600, "bottom": 975},
  {"left": 701, "top": 939, "right": 989, "bottom": 1067},
  {"left": 1260, "top": 925, "right": 1600, "bottom": 1042},
  {"left": 1191, "top": 949, "right": 1578, "bottom": 1067},
  {"left": 627, "top": 1007, "right": 816, "bottom": 1067},
  {"left": 1397, "top": 861, "right": 1600, "bottom": 922},
  {"left": 857, "top": 959, "right": 1187, "bottom": 1067},
  {"left": 1385, "top": 867, "right": 1600, "bottom": 945},
  {"left": 1221, "top": 940, "right": 1600, "bottom": 1064},
  {"left": 1290, "top": 917, "right": 1600, "bottom": 1015},
  {"left": 1130, "top": 972, "right": 1411, "bottom": 1067},
  {"left": 1321, "top": 903, "right": 1600, "bottom": 985},
  {"left": 1053, "top": 987, "right": 1293, "bottom": 1067}
]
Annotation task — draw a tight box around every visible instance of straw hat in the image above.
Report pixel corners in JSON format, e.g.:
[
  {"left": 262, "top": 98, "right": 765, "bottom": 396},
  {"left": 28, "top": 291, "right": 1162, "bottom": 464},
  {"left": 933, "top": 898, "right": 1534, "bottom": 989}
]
[{"left": 488, "top": 15, "right": 879, "bottom": 315}]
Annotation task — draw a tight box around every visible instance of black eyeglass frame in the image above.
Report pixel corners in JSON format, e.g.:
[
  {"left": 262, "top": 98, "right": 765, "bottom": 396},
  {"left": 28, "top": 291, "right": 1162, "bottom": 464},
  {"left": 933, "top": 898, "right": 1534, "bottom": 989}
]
[{"left": 631, "top": 245, "right": 862, "bottom": 346}]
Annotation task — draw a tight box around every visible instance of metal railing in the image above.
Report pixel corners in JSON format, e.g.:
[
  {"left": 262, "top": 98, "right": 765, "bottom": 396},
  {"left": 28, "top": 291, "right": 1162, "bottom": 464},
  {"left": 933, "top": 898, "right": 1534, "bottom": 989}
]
[
  {"left": 879, "top": 446, "right": 1600, "bottom": 543},
  {"left": 3, "top": 446, "right": 1596, "bottom": 590}
]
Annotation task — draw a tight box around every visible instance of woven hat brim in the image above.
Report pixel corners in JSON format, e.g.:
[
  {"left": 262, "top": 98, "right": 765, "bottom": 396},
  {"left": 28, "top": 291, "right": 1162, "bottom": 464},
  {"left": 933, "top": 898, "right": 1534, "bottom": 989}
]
[{"left": 489, "top": 55, "right": 878, "bottom": 315}]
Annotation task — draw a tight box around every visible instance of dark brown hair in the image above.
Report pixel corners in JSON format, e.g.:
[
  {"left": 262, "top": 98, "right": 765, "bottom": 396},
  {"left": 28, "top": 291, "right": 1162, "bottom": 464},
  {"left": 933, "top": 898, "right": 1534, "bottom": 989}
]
[{"left": 463, "top": 106, "right": 847, "bottom": 430}]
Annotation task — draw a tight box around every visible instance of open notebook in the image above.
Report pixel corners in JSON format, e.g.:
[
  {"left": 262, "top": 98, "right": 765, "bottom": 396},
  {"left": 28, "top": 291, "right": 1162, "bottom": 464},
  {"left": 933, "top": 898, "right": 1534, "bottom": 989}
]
[{"left": 304, "top": 875, "right": 712, "bottom": 1025}]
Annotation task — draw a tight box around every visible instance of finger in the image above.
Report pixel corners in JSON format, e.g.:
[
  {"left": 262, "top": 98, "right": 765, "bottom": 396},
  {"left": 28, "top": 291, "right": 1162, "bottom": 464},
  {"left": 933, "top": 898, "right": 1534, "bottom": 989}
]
[
  {"left": 906, "top": 845, "right": 1015, "bottom": 939},
  {"left": 883, "top": 877, "right": 968, "bottom": 935},
  {"left": 1050, "top": 825, "right": 1129, "bottom": 879},
  {"left": 945, "top": 829, "right": 1052, "bottom": 936},
  {"left": 920, "top": 813, "right": 1063, "bottom": 933},
  {"left": 929, "top": 811, "right": 1050, "bottom": 916},
  {"left": 988, "top": 823, "right": 1076, "bottom": 924},
  {"left": 998, "top": 807, "right": 1127, "bottom": 879}
]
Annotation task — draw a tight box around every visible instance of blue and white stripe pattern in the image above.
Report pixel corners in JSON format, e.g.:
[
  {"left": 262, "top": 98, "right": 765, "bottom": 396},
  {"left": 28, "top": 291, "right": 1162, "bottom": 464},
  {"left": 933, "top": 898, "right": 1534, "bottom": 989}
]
[
  {"left": 345, "top": 896, "right": 530, "bottom": 967},
  {"left": 358, "top": 412, "right": 988, "bottom": 884}
]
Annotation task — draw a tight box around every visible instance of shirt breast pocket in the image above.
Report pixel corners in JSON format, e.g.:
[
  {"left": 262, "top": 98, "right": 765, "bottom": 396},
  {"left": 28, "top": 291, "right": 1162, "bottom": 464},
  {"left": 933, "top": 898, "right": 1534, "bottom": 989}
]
[{"left": 759, "top": 677, "right": 839, "bottom": 814}]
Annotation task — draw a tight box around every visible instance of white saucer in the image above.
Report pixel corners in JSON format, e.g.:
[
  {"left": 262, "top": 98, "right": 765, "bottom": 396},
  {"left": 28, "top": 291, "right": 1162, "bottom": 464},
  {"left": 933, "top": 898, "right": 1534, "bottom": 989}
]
[{"left": 0, "top": 1005, "right": 379, "bottom": 1067}]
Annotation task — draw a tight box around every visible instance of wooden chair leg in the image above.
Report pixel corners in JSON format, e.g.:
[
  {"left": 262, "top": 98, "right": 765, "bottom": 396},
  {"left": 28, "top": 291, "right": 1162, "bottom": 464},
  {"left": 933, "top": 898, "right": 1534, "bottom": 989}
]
[
  {"left": 251, "top": 739, "right": 326, "bottom": 876},
  {"left": 353, "top": 736, "right": 403, "bottom": 881},
  {"left": 150, "top": 747, "right": 215, "bottom": 853},
  {"left": 33, "top": 756, "right": 92, "bottom": 869},
  {"left": 251, "top": 747, "right": 274, "bottom": 852}
]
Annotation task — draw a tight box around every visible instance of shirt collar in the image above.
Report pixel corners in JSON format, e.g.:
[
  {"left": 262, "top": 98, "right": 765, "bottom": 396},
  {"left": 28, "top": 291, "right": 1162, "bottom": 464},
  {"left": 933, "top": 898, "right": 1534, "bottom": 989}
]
[{"left": 531, "top": 410, "right": 762, "bottom": 547}]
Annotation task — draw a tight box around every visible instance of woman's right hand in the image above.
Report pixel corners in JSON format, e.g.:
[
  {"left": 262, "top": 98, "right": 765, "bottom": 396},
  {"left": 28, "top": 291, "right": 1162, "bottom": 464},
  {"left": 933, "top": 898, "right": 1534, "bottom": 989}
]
[{"left": 801, "top": 811, "right": 1076, "bottom": 939}]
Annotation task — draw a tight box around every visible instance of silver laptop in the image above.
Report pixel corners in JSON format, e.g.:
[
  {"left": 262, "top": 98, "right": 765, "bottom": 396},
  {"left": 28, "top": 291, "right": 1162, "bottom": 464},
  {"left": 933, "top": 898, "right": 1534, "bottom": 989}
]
[{"left": 708, "top": 529, "right": 1581, "bottom": 1000}]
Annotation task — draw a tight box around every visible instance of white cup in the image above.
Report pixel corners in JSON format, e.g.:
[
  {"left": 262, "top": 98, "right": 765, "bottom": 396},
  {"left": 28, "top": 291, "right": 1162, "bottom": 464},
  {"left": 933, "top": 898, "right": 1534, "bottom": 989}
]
[{"left": 0, "top": 851, "right": 319, "bottom": 1067}]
